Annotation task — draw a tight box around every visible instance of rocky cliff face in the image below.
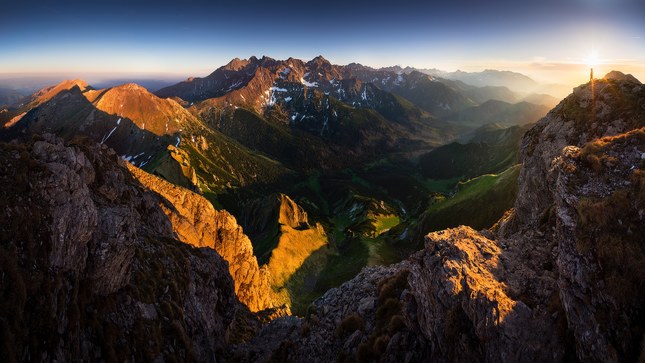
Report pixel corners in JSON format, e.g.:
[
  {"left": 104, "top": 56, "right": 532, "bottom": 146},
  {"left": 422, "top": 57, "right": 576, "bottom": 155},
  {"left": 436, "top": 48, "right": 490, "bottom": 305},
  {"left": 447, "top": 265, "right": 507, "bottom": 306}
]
[
  {"left": 0, "top": 134, "right": 244, "bottom": 362},
  {"left": 230, "top": 72, "right": 645, "bottom": 362},
  {"left": 127, "top": 163, "right": 281, "bottom": 313},
  {"left": 496, "top": 72, "right": 645, "bottom": 361},
  {"left": 503, "top": 73, "right": 644, "bottom": 233}
]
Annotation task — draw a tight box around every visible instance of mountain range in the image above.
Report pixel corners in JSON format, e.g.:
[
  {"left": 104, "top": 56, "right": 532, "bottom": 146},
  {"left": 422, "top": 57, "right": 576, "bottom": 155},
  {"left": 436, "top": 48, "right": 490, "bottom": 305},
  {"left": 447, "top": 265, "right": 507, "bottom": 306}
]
[
  {"left": 1, "top": 56, "right": 641, "bottom": 362},
  {"left": 0, "top": 56, "right": 559, "bottom": 314}
]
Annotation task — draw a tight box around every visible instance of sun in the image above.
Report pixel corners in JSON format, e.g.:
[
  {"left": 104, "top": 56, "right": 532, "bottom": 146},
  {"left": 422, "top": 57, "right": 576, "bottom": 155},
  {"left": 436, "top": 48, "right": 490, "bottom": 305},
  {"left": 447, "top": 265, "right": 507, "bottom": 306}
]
[{"left": 585, "top": 50, "right": 599, "bottom": 68}]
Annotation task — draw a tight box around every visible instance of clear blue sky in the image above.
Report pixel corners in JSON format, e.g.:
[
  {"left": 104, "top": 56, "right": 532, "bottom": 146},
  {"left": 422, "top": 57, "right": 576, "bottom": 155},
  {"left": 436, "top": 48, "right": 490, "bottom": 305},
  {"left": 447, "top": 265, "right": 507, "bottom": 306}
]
[{"left": 1, "top": 0, "right": 644, "bottom": 84}]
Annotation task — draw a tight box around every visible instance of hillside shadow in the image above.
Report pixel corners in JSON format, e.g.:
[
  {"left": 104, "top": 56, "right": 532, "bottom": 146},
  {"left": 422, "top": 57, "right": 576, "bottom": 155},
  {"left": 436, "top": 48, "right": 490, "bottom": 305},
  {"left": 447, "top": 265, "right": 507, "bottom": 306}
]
[{"left": 0, "top": 85, "right": 181, "bottom": 169}]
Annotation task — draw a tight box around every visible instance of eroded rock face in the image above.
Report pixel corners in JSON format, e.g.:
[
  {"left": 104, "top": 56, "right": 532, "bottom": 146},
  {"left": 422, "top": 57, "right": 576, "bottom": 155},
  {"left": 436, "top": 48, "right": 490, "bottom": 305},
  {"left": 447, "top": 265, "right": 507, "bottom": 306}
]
[
  {"left": 230, "top": 226, "right": 563, "bottom": 362},
  {"left": 552, "top": 129, "right": 645, "bottom": 362},
  {"left": 128, "top": 163, "right": 279, "bottom": 313},
  {"left": 503, "top": 74, "right": 644, "bottom": 234},
  {"left": 0, "top": 135, "right": 240, "bottom": 362}
]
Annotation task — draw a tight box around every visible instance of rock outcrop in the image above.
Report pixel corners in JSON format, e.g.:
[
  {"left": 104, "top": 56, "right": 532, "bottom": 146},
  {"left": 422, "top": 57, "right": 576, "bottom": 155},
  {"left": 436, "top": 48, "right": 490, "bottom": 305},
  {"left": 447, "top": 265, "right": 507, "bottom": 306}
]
[
  {"left": 503, "top": 73, "right": 644, "bottom": 233},
  {"left": 0, "top": 134, "right": 243, "bottom": 362},
  {"left": 551, "top": 129, "right": 644, "bottom": 362},
  {"left": 231, "top": 72, "right": 645, "bottom": 362},
  {"left": 239, "top": 193, "right": 328, "bottom": 308},
  {"left": 127, "top": 162, "right": 280, "bottom": 313},
  {"left": 496, "top": 72, "right": 645, "bottom": 361},
  {"left": 230, "top": 226, "right": 563, "bottom": 362}
]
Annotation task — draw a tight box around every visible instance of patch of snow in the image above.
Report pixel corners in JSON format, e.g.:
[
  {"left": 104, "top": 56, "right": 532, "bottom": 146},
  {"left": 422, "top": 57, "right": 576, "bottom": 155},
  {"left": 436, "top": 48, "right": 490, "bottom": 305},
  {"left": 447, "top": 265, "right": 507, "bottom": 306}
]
[
  {"left": 264, "top": 88, "right": 278, "bottom": 106},
  {"left": 300, "top": 77, "right": 318, "bottom": 87},
  {"left": 321, "top": 117, "right": 328, "bottom": 135},
  {"left": 122, "top": 152, "right": 145, "bottom": 162},
  {"left": 270, "top": 87, "right": 288, "bottom": 92},
  {"left": 284, "top": 96, "right": 292, "bottom": 102},
  {"left": 175, "top": 136, "right": 181, "bottom": 147},
  {"left": 101, "top": 126, "right": 118, "bottom": 144},
  {"left": 116, "top": 118, "right": 122, "bottom": 125},
  {"left": 226, "top": 80, "right": 243, "bottom": 92}
]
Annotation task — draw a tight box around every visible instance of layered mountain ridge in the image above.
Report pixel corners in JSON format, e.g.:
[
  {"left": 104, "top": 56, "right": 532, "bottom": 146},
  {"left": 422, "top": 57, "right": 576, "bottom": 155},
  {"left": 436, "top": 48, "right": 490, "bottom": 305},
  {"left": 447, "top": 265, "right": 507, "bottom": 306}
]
[
  {"left": 1, "top": 54, "right": 642, "bottom": 362},
  {"left": 0, "top": 56, "right": 555, "bottom": 320}
]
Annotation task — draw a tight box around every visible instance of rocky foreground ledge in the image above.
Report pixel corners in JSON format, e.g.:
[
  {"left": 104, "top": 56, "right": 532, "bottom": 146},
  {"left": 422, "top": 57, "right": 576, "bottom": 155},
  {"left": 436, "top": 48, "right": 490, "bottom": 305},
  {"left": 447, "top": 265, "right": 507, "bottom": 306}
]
[{"left": 0, "top": 134, "right": 256, "bottom": 361}]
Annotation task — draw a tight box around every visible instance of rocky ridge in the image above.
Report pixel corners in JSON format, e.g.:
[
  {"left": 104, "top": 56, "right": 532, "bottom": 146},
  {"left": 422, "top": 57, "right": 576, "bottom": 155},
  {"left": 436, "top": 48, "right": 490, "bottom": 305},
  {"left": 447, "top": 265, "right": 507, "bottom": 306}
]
[
  {"left": 127, "top": 163, "right": 282, "bottom": 313},
  {"left": 0, "top": 134, "right": 246, "bottom": 361},
  {"left": 0, "top": 79, "right": 292, "bottom": 191}
]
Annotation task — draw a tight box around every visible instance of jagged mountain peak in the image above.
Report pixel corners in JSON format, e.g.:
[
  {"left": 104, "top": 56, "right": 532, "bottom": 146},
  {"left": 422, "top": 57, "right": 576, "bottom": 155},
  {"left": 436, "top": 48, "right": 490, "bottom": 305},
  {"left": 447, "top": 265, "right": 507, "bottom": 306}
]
[
  {"left": 344, "top": 62, "right": 370, "bottom": 70},
  {"left": 308, "top": 54, "right": 330, "bottom": 65},
  {"left": 379, "top": 65, "right": 404, "bottom": 74},
  {"left": 222, "top": 57, "right": 251, "bottom": 71}
]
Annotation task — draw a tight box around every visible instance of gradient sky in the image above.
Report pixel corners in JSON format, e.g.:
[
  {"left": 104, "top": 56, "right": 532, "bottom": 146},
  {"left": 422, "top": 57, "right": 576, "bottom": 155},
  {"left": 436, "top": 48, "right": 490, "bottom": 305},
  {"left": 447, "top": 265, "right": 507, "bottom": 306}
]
[{"left": 1, "top": 0, "right": 644, "bottom": 86}]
